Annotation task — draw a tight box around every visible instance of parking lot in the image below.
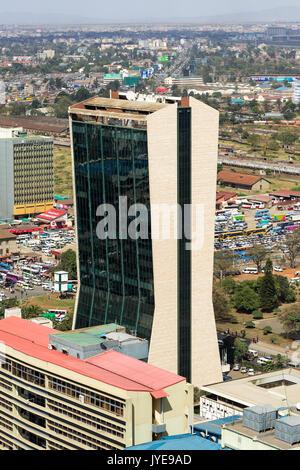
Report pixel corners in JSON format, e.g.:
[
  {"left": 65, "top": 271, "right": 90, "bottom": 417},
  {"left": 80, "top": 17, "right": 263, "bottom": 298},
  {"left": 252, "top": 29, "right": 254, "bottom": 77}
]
[{"left": 0, "top": 227, "right": 76, "bottom": 303}]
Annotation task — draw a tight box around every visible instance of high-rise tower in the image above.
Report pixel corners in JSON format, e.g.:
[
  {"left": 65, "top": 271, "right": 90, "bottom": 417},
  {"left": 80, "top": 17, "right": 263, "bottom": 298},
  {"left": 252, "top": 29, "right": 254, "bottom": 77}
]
[{"left": 69, "top": 94, "right": 222, "bottom": 386}]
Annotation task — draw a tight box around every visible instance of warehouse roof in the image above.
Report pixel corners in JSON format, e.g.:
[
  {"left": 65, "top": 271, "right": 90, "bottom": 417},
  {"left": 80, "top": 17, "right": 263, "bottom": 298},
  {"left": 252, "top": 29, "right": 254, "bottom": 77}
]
[{"left": 0, "top": 317, "right": 185, "bottom": 392}]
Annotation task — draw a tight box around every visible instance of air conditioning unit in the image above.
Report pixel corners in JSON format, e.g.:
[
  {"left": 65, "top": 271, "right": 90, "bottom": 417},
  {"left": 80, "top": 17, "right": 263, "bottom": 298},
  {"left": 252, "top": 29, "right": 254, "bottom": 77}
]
[
  {"left": 79, "top": 394, "right": 85, "bottom": 404},
  {"left": 48, "top": 344, "right": 53, "bottom": 350}
]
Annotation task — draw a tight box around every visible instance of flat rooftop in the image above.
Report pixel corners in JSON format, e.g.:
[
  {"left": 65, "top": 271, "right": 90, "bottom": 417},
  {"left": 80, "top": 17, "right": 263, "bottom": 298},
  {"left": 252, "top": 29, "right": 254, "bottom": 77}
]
[
  {"left": 0, "top": 317, "right": 184, "bottom": 393},
  {"left": 70, "top": 96, "right": 167, "bottom": 114},
  {"left": 52, "top": 323, "right": 123, "bottom": 347},
  {"left": 224, "top": 418, "right": 300, "bottom": 450},
  {"left": 202, "top": 370, "right": 300, "bottom": 409}
]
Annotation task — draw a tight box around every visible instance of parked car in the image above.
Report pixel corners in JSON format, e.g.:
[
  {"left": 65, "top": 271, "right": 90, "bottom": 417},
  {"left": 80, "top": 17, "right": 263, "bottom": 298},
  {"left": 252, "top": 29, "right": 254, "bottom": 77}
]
[
  {"left": 248, "top": 369, "right": 255, "bottom": 376},
  {"left": 241, "top": 367, "right": 248, "bottom": 374},
  {"left": 223, "top": 374, "right": 233, "bottom": 382},
  {"left": 233, "top": 364, "right": 240, "bottom": 371}
]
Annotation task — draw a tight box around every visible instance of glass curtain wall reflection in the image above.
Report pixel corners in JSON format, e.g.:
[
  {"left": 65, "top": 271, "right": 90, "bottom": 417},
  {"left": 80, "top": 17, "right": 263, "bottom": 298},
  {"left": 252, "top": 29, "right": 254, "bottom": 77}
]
[{"left": 72, "top": 121, "right": 154, "bottom": 339}]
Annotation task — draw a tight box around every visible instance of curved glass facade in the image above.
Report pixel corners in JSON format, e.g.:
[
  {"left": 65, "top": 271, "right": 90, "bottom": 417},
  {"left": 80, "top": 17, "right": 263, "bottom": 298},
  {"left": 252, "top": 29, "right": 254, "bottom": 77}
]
[{"left": 72, "top": 121, "right": 154, "bottom": 339}]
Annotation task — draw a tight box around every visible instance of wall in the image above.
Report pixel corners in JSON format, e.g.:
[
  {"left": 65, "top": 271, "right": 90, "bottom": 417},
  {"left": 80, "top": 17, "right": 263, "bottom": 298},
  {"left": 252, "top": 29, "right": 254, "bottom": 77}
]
[{"left": 0, "top": 140, "right": 14, "bottom": 220}]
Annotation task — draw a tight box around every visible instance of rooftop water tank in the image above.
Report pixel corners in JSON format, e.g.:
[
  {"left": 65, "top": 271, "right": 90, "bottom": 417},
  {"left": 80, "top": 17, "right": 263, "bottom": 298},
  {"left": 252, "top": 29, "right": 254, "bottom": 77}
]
[
  {"left": 243, "top": 404, "right": 277, "bottom": 432},
  {"left": 275, "top": 416, "right": 300, "bottom": 445}
]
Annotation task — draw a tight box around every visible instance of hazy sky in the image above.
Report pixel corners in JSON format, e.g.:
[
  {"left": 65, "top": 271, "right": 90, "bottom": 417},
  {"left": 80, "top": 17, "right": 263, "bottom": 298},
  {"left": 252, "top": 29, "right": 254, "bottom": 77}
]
[{"left": 0, "top": 0, "right": 299, "bottom": 21}]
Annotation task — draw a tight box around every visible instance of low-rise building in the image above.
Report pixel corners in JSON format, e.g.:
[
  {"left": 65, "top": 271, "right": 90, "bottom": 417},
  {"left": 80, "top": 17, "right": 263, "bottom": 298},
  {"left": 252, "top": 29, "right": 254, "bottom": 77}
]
[
  {"left": 200, "top": 369, "right": 300, "bottom": 421},
  {"left": 217, "top": 170, "right": 270, "bottom": 191},
  {"left": 222, "top": 405, "right": 300, "bottom": 450},
  {"left": 0, "top": 228, "right": 17, "bottom": 256},
  {"left": 216, "top": 191, "right": 237, "bottom": 209},
  {"left": 0, "top": 317, "right": 193, "bottom": 450}
]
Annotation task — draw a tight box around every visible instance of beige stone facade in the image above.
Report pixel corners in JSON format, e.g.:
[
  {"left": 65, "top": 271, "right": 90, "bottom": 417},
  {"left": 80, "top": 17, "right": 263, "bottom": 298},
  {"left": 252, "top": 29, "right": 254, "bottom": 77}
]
[{"left": 147, "top": 98, "right": 222, "bottom": 387}]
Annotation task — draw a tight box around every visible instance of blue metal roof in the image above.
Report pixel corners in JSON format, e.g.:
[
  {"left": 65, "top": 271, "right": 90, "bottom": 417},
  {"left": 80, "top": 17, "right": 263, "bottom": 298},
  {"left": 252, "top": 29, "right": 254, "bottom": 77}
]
[
  {"left": 193, "top": 415, "right": 241, "bottom": 437},
  {"left": 125, "top": 434, "right": 222, "bottom": 451}
]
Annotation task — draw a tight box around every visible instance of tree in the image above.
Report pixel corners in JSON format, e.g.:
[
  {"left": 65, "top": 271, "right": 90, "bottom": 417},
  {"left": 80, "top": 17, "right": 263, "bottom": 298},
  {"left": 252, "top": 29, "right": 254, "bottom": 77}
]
[
  {"left": 220, "top": 277, "right": 236, "bottom": 295},
  {"left": 53, "top": 315, "right": 73, "bottom": 332},
  {"left": 233, "top": 284, "right": 260, "bottom": 313},
  {"left": 280, "top": 229, "right": 300, "bottom": 268},
  {"left": 247, "top": 246, "right": 269, "bottom": 273},
  {"left": 0, "top": 298, "right": 19, "bottom": 319},
  {"left": 274, "top": 275, "right": 296, "bottom": 303},
  {"left": 277, "top": 132, "right": 298, "bottom": 147},
  {"left": 54, "top": 96, "right": 74, "bottom": 118},
  {"left": 21, "top": 305, "right": 44, "bottom": 319},
  {"left": 263, "top": 326, "right": 272, "bottom": 335},
  {"left": 9, "top": 102, "right": 26, "bottom": 116},
  {"left": 49, "top": 249, "right": 77, "bottom": 280},
  {"left": 247, "top": 133, "right": 260, "bottom": 150},
  {"left": 217, "top": 163, "right": 223, "bottom": 173},
  {"left": 279, "top": 303, "right": 300, "bottom": 339},
  {"left": 171, "top": 85, "right": 181, "bottom": 97},
  {"left": 214, "top": 250, "right": 234, "bottom": 280},
  {"left": 213, "top": 284, "right": 232, "bottom": 322},
  {"left": 258, "top": 259, "right": 278, "bottom": 312},
  {"left": 30, "top": 98, "right": 41, "bottom": 109},
  {"left": 234, "top": 338, "right": 248, "bottom": 361},
  {"left": 73, "top": 87, "right": 92, "bottom": 102}
]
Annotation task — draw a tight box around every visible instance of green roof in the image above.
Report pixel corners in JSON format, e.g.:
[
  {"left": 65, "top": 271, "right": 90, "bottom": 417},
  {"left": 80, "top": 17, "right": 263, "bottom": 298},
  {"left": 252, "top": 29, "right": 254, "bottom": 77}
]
[{"left": 52, "top": 323, "right": 121, "bottom": 347}]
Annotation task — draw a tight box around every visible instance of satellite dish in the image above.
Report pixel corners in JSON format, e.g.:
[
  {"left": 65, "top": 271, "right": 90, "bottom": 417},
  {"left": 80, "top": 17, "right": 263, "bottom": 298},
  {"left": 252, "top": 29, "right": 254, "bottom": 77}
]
[{"left": 296, "top": 403, "right": 300, "bottom": 411}]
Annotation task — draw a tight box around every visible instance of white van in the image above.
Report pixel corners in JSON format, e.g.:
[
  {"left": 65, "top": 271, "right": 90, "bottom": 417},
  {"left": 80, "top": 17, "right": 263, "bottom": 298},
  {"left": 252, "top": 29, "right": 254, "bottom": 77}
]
[{"left": 242, "top": 267, "right": 258, "bottom": 274}]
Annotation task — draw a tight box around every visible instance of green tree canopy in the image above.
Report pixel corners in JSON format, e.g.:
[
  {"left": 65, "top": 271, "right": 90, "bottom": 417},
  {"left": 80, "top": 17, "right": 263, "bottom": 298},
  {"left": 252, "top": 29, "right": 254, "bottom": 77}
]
[
  {"left": 233, "top": 284, "right": 260, "bottom": 313},
  {"left": 258, "top": 259, "right": 278, "bottom": 312},
  {"left": 213, "top": 284, "right": 232, "bottom": 322},
  {"left": 49, "top": 249, "right": 77, "bottom": 280}
]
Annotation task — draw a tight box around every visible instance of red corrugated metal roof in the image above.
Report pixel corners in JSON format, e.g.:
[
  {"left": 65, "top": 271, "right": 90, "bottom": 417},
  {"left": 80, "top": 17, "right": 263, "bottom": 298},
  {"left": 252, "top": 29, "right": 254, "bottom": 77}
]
[
  {"left": 86, "top": 351, "right": 184, "bottom": 391},
  {"left": 0, "top": 317, "right": 185, "bottom": 392}
]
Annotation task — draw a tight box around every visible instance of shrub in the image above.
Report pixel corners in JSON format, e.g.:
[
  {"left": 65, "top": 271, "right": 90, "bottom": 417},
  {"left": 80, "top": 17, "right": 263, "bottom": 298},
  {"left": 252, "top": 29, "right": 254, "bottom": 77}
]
[
  {"left": 271, "top": 336, "right": 279, "bottom": 344},
  {"left": 263, "top": 325, "right": 272, "bottom": 335},
  {"left": 246, "top": 321, "right": 255, "bottom": 328},
  {"left": 231, "top": 316, "right": 238, "bottom": 324},
  {"left": 253, "top": 310, "right": 263, "bottom": 319}
]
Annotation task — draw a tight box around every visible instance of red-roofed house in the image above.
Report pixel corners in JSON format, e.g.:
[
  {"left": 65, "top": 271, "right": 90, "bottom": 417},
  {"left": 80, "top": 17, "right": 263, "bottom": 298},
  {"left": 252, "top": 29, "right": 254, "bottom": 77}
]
[
  {"left": 217, "top": 170, "right": 270, "bottom": 191},
  {"left": 216, "top": 191, "right": 238, "bottom": 209},
  {"left": 0, "top": 317, "right": 192, "bottom": 450}
]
